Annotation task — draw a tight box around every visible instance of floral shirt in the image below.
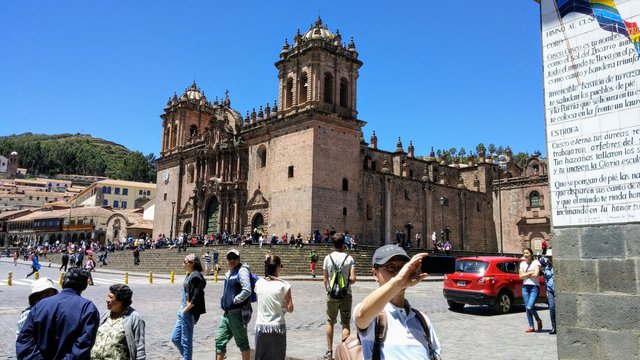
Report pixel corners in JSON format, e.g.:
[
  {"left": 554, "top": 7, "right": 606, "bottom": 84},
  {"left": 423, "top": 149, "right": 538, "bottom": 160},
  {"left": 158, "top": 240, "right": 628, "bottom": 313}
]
[{"left": 90, "top": 315, "right": 129, "bottom": 360}]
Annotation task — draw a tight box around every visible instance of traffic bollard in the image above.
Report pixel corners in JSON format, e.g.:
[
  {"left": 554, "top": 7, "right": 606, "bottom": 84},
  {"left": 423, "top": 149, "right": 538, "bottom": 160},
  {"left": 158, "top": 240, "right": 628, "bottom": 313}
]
[
  {"left": 124, "top": 272, "right": 129, "bottom": 285},
  {"left": 59, "top": 272, "right": 64, "bottom": 286},
  {"left": 35, "top": 271, "right": 40, "bottom": 280},
  {"left": 214, "top": 269, "right": 218, "bottom": 283},
  {"left": 170, "top": 271, "right": 175, "bottom": 284},
  {"left": 148, "top": 271, "right": 153, "bottom": 284},
  {"left": 7, "top": 271, "right": 12, "bottom": 286}
]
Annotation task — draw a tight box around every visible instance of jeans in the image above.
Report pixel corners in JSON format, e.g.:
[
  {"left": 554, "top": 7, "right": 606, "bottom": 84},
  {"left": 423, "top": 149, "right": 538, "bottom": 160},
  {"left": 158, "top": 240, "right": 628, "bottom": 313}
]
[
  {"left": 547, "top": 288, "right": 556, "bottom": 329},
  {"left": 171, "top": 310, "right": 195, "bottom": 360},
  {"left": 522, "top": 284, "right": 541, "bottom": 328}
]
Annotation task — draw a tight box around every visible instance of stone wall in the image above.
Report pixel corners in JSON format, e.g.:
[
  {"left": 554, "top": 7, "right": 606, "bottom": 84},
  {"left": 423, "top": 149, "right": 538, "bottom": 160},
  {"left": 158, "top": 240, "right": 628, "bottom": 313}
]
[{"left": 554, "top": 225, "right": 640, "bottom": 359}]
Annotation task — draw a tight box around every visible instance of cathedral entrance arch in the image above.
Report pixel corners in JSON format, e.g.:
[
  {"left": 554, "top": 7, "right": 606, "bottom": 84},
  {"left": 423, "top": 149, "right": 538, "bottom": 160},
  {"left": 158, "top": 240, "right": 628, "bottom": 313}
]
[
  {"left": 183, "top": 221, "right": 192, "bottom": 235},
  {"left": 251, "top": 213, "right": 264, "bottom": 240},
  {"left": 206, "top": 197, "right": 220, "bottom": 235}
]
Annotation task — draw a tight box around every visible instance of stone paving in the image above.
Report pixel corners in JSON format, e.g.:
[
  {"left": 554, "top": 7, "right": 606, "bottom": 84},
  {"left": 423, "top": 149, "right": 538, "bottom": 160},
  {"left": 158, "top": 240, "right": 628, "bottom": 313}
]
[{"left": 0, "top": 260, "right": 557, "bottom": 359}]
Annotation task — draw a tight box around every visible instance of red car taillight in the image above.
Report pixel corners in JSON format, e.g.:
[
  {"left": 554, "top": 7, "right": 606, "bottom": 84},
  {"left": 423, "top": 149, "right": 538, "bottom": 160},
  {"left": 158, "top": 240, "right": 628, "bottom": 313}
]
[{"left": 478, "top": 276, "right": 495, "bottom": 284}]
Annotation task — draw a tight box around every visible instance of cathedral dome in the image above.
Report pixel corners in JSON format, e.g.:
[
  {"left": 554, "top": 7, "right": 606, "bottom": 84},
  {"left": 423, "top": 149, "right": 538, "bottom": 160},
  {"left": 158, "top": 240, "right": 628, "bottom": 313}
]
[
  {"left": 180, "top": 81, "right": 206, "bottom": 102},
  {"left": 301, "top": 17, "right": 335, "bottom": 42}
]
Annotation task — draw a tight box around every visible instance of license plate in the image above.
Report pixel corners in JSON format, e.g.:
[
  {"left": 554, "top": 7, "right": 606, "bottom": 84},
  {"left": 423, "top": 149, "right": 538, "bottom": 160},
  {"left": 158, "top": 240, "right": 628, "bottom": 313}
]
[{"left": 456, "top": 281, "right": 467, "bottom": 287}]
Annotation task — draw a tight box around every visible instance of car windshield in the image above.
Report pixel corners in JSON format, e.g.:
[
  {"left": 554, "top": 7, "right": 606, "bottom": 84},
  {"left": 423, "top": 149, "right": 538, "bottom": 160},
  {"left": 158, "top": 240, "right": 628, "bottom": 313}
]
[{"left": 455, "top": 260, "right": 488, "bottom": 273}]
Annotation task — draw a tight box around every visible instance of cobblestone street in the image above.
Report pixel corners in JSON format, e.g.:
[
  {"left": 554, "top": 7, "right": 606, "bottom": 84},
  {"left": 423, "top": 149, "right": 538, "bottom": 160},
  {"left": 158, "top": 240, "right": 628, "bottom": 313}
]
[{"left": 1, "top": 260, "right": 557, "bottom": 359}]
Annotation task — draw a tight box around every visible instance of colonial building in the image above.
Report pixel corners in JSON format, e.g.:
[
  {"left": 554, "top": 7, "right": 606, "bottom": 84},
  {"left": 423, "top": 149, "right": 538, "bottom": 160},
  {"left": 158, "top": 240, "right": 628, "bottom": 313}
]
[
  {"left": 154, "top": 18, "right": 551, "bottom": 252},
  {"left": 71, "top": 179, "right": 155, "bottom": 210}
]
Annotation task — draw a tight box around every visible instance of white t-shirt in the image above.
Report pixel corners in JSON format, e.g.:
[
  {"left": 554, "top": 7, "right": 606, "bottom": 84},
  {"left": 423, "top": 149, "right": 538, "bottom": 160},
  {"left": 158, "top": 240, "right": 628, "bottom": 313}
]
[
  {"left": 255, "top": 277, "right": 291, "bottom": 333},
  {"left": 323, "top": 252, "right": 355, "bottom": 295},
  {"left": 355, "top": 301, "right": 442, "bottom": 360},
  {"left": 520, "top": 260, "right": 541, "bottom": 286}
]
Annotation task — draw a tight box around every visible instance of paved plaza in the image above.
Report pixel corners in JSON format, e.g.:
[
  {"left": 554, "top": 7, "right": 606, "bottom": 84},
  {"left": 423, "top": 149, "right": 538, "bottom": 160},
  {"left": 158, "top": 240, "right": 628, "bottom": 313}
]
[{"left": 0, "top": 260, "right": 557, "bottom": 359}]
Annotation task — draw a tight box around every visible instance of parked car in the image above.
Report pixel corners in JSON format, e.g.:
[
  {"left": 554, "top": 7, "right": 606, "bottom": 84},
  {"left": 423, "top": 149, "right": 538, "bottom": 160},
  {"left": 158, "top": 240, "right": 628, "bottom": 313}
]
[{"left": 443, "top": 256, "right": 546, "bottom": 314}]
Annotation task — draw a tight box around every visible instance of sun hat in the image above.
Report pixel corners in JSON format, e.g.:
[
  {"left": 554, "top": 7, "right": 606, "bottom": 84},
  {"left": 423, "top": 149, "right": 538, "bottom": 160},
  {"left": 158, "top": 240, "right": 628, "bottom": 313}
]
[
  {"left": 227, "top": 249, "right": 240, "bottom": 259},
  {"left": 372, "top": 245, "right": 410, "bottom": 266},
  {"left": 29, "top": 277, "right": 58, "bottom": 304}
]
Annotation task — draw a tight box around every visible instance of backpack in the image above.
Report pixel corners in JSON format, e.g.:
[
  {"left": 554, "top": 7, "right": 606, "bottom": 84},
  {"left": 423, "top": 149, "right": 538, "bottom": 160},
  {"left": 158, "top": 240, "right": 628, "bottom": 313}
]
[
  {"left": 335, "top": 309, "right": 432, "bottom": 360},
  {"left": 241, "top": 264, "right": 259, "bottom": 303},
  {"left": 328, "top": 254, "right": 350, "bottom": 299}
]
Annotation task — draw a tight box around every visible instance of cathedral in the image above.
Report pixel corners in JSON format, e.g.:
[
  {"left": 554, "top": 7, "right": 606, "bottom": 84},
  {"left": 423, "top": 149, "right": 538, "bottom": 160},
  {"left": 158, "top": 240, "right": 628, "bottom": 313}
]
[{"left": 153, "top": 18, "right": 551, "bottom": 253}]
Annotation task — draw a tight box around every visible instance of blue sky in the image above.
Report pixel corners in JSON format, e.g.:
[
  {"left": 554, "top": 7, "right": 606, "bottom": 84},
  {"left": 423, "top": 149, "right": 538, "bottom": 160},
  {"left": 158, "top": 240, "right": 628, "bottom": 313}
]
[{"left": 0, "top": 1, "right": 544, "bottom": 158}]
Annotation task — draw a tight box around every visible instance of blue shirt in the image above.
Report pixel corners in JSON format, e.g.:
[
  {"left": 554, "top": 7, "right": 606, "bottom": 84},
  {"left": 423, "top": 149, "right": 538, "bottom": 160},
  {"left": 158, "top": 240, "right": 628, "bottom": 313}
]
[
  {"left": 16, "top": 288, "right": 100, "bottom": 360},
  {"left": 539, "top": 257, "right": 554, "bottom": 293}
]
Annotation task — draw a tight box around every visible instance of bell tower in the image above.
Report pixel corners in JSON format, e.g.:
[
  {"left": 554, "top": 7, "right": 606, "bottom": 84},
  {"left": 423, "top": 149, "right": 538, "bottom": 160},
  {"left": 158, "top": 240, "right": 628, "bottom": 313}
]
[{"left": 275, "top": 17, "right": 362, "bottom": 120}]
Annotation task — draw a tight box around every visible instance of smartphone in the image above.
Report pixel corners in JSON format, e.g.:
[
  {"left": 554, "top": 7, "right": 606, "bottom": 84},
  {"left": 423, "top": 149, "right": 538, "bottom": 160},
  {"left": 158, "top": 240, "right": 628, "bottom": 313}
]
[{"left": 421, "top": 256, "right": 456, "bottom": 274}]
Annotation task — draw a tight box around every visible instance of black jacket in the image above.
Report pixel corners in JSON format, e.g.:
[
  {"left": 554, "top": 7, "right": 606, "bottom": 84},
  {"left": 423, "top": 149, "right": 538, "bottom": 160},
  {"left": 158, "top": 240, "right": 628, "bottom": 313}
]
[{"left": 184, "top": 270, "right": 206, "bottom": 323}]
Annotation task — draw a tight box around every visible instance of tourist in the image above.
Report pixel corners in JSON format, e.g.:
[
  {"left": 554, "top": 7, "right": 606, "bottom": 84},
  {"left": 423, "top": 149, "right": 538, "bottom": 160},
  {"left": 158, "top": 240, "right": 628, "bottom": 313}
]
[
  {"left": 322, "top": 233, "right": 356, "bottom": 360},
  {"left": 416, "top": 232, "right": 422, "bottom": 249},
  {"left": 171, "top": 254, "right": 206, "bottom": 360},
  {"left": 308, "top": 249, "right": 319, "bottom": 278},
  {"left": 13, "top": 250, "right": 19, "bottom": 266},
  {"left": 16, "top": 277, "right": 58, "bottom": 335},
  {"left": 213, "top": 248, "right": 219, "bottom": 271},
  {"left": 254, "top": 255, "right": 294, "bottom": 360},
  {"left": 16, "top": 267, "right": 100, "bottom": 359},
  {"left": 444, "top": 240, "right": 452, "bottom": 256},
  {"left": 59, "top": 250, "right": 69, "bottom": 271},
  {"left": 26, "top": 251, "right": 40, "bottom": 278},
  {"left": 91, "top": 284, "right": 146, "bottom": 360},
  {"left": 85, "top": 252, "right": 96, "bottom": 286},
  {"left": 519, "top": 248, "right": 543, "bottom": 333},
  {"left": 353, "top": 245, "right": 442, "bottom": 359},
  {"left": 203, "top": 251, "right": 212, "bottom": 276},
  {"left": 216, "top": 249, "right": 251, "bottom": 360},
  {"left": 539, "top": 249, "right": 556, "bottom": 334},
  {"left": 133, "top": 247, "right": 140, "bottom": 265}
]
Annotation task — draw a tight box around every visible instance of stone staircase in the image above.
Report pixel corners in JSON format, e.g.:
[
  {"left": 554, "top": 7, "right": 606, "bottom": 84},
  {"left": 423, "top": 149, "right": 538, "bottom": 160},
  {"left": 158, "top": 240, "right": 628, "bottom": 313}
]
[{"left": 85, "top": 245, "right": 508, "bottom": 276}]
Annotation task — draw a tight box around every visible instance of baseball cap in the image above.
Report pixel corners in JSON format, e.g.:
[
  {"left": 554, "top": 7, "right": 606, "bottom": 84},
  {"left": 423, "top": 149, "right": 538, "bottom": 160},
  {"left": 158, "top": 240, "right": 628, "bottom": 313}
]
[
  {"left": 372, "top": 245, "right": 410, "bottom": 266},
  {"left": 29, "top": 277, "right": 58, "bottom": 304},
  {"left": 227, "top": 249, "right": 240, "bottom": 259}
]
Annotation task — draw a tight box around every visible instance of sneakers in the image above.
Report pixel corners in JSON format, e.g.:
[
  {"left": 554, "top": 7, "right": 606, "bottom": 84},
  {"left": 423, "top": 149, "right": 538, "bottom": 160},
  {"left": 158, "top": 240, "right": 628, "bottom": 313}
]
[
  {"left": 550, "top": 329, "right": 557, "bottom": 335},
  {"left": 525, "top": 328, "right": 535, "bottom": 333},
  {"left": 537, "top": 320, "right": 543, "bottom": 332},
  {"left": 324, "top": 350, "right": 333, "bottom": 360}
]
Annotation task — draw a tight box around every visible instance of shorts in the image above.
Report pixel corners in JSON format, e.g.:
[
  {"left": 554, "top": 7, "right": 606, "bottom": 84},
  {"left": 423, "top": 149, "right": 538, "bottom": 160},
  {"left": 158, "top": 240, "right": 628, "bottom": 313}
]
[
  {"left": 326, "top": 294, "right": 352, "bottom": 326},
  {"left": 309, "top": 262, "right": 317, "bottom": 271}
]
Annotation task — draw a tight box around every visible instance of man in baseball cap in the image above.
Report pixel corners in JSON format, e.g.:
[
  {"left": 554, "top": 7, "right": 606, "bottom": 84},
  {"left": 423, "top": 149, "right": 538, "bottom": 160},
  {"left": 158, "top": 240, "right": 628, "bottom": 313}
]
[{"left": 352, "top": 245, "right": 442, "bottom": 359}]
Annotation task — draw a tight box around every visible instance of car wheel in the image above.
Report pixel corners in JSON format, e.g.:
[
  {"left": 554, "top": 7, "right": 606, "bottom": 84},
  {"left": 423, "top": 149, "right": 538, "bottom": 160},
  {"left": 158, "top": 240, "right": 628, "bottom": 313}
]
[
  {"left": 447, "top": 300, "right": 465, "bottom": 312},
  {"left": 494, "top": 291, "right": 513, "bottom": 314}
]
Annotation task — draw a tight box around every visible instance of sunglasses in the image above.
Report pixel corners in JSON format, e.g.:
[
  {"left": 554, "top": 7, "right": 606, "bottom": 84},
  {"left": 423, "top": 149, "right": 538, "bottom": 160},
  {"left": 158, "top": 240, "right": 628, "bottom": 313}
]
[
  {"left": 183, "top": 260, "right": 193, "bottom": 264},
  {"left": 375, "top": 262, "right": 406, "bottom": 274}
]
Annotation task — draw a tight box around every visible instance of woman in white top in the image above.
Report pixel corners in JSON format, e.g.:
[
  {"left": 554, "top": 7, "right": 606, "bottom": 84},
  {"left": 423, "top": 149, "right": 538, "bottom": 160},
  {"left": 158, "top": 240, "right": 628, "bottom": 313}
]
[
  {"left": 254, "top": 255, "right": 294, "bottom": 360},
  {"left": 519, "top": 248, "right": 543, "bottom": 333}
]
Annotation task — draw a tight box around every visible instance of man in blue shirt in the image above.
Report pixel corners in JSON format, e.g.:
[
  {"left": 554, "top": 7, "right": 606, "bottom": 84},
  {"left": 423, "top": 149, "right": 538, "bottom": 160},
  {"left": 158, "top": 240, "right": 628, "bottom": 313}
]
[
  {"left": 539, "top": 249, "right": 556, "bottom": 334},
  {"left": 16, "top": 267, "right": 100, "bottom": 360}
]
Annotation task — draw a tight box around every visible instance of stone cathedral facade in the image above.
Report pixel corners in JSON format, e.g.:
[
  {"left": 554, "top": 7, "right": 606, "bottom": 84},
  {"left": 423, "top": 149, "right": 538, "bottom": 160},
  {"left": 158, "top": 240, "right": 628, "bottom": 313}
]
[{"left": 153, "top": 18, "right": 551, "bottom": 253}]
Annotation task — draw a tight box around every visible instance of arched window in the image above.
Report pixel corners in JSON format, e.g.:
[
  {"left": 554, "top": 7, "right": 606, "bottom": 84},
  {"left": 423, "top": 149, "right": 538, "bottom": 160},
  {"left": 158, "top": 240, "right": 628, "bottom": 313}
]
[
  {"left": 286, "top": 78, "right": 294, "bottom": 108},
  {"left": 187, "top": 165, "right": 195, "bottom": 183},
  {"left": 342, "top": 178, "right": 349, "bottom": 191},
  {"left": 339, "top": 78, "right": 348, "bottom": 107},
  {"left": 102, "top": 186, "right": 107, "bottom": 193},
  {"left": 324, "top": 73, "right": 334, "bottom": 104},
  {"left": 189, "top": 125, "right": 198, "bottom": 138},
  {"left": 257, "top": 145, "right": 267, "bottom": 168},
  {"left": 299, "top": 73, "right": 308, "bottom": 103},
  {"left": 530, "top": 191, "right": 540, "bottom": 208}
]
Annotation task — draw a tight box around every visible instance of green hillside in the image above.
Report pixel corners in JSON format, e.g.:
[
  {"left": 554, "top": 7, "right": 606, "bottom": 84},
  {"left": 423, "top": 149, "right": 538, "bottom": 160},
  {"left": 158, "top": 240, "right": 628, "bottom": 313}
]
[{"left": 0, "top": 133, "right": 156, "bottom": 182}]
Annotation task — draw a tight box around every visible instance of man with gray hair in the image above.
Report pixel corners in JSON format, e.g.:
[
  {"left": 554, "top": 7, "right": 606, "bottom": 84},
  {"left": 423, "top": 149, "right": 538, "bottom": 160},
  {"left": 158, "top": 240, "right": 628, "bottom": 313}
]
[{"left": 16, "top": 267, "right": 100, "bottom": 360}]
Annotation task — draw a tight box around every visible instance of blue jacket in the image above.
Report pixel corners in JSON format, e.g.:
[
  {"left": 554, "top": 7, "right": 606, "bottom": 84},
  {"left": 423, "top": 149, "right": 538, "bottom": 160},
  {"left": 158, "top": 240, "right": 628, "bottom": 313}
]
[
  {"left": 16, "top": 288, "right": 100, "bottom": 360},
  {"left": 221, "top": 264, "right": 251, "bottom": 312}
]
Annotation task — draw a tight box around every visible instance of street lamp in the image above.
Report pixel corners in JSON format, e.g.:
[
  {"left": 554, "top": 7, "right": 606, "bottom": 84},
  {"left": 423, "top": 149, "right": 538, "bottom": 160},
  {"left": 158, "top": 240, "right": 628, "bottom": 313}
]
[
  {"left": 439, "top": 196, "right": 446, "bottom": 244},
  {"left": 492, "top": 153, "right": 508, "bottom": 255},
  {"left": 169, "top": 200, "right": 177, "bottom": 241}
]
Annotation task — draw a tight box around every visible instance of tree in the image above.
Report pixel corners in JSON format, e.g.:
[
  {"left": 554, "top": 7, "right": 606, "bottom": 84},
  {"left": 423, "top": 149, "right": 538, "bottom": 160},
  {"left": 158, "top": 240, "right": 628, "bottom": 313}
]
[
  {"left": 458, "top": 147, "right": 466, "bottom": 160},
  {"left": 476, "top": 143, "right": 486, "bottom": 154},
  {"left": 488, "top": 143, "right": 496, "bottom": 155}
]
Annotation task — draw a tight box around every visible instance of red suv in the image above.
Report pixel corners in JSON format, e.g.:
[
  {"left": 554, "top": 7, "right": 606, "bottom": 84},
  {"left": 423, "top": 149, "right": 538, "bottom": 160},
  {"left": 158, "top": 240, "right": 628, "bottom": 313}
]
[{"left": 443, "top": 256, "right": 547, "bottom": 314}]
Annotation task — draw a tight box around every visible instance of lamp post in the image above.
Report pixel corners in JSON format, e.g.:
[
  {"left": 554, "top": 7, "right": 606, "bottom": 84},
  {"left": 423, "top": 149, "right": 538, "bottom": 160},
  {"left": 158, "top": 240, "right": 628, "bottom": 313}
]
[
  {"left": 169, "top": 200, "right": 176, "bottom": 241},
  {"left": 439, "top": 196, "right": 446, "bottom": 244},
  {"left": 492, "top": 153, "right": 508, "bottom": 255}
]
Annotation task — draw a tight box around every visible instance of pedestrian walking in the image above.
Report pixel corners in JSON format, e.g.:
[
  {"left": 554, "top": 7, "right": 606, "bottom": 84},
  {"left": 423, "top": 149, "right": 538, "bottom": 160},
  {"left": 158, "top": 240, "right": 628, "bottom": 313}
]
[
  {"left": 308, "top": 249, "right": 319, "bottom": 278},
  {"left": 171, "top": 254, "right": 206, "bottom": 360},
  {"left": 519, "top": 248, "right": 543, "bottom": 333},
  {"left": 13, "top": 250, "right": 19, "bottom": 266},
  {"left": 16, "top": 267, "right": 100, "bottom": 360},
  {"left": 322, "top": 233, "right": 356, "bottom": 360},
  {"left": 254, "top": 255, "right": 294, "bottom": 360},
  {"left": 213, "top": 248, "right": 219, "bottom": 269},
  {"left": 60, "top": 251, "right": 69, "bottom": 271},
  {"left": 85, "top": 253, "right": 96, "bottom": 286},
  {"left": 92, "top": 284, "right": 146, "bottom": 360},
  {"left": 351, "top": 245, "right": 442, "bottom": 359},
  {"left": 203, "top": 251, "right": 212, "bottom": 276},
  {"left": 26, "top": 252, "right": 40, "bottom": 278},
  {"left": 133, "top": 247, "right": 140, "bottom": 265},
  {"left": 539, "top": 249, "right": 556, "bottom": 334},
  {"left": 216, "top": 249, "right": 251, "bottom": 360},
  {"left": 444, "top": 240, "right": 452, "bottom": 256},
  {"left": 416, "top": 232, "right": 422, "bottom": 249}
]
